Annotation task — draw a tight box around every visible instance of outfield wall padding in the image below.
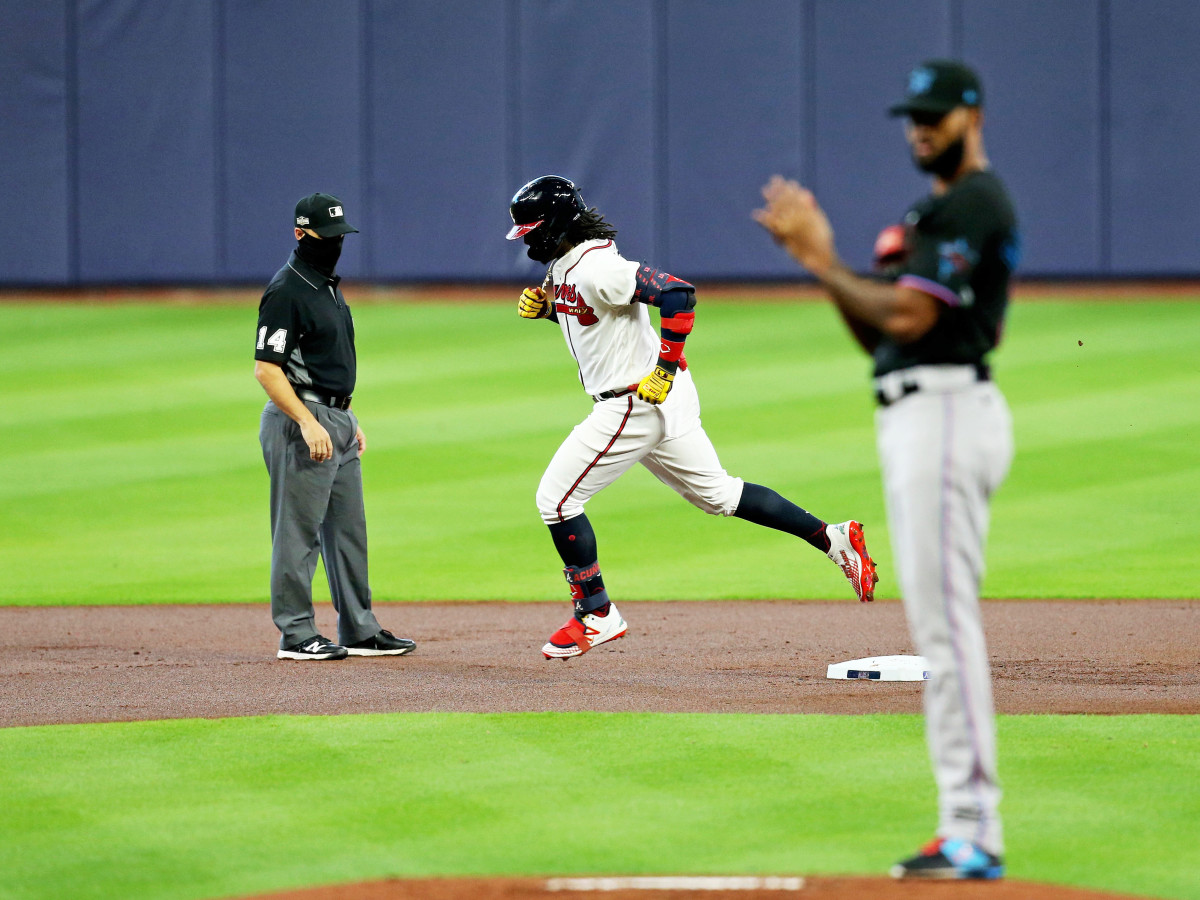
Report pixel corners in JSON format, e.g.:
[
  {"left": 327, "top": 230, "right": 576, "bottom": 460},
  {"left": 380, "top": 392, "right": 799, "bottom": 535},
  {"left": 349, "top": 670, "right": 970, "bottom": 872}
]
[{"left": 2, "top": 0, "right": 1197, "bottom": 285}]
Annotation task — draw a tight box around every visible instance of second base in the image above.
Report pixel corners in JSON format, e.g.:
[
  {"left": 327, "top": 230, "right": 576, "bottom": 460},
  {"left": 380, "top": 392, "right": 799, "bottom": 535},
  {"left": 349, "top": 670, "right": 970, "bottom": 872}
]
[{"left": 826, "top": 654, "right": 930, "bottom": 682}]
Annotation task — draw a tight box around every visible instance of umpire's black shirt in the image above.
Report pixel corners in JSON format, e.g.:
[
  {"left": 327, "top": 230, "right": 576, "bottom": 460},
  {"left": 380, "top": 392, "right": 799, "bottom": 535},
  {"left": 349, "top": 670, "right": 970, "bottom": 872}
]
[
  {"left": 874, "top": 169, "right": 1019, "bottom": 377},
  {"left": 254, "top": 249, "right": 356, "bottom": 396}
]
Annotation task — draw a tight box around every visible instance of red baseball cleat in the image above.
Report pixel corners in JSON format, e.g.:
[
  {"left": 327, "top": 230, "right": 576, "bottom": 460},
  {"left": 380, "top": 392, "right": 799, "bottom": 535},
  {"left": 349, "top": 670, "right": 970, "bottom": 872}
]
[
  {"left": 826, "top": 520, "right": 878, "bottom": 602},
  {"left": 542, "top": 603, "right": 628, "bottom": 659}
]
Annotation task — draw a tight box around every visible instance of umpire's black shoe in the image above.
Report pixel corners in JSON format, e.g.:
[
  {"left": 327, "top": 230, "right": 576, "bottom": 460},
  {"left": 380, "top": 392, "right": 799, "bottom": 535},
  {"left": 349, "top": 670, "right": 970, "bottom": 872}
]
[
  {"left": 277, "top": 634, "right": 349, "bottom": 661},
  {"left": 344, "top": 629, "right": 416, "bottom": 657}
]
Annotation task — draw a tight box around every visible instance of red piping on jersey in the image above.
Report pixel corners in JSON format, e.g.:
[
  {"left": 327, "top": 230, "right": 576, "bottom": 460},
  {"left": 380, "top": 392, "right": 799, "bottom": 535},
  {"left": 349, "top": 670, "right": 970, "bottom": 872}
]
[
  {"left": 562, "top": 240, "right": 613, "bottom": 281},
  {"left": 556, "top": 395, "right": 634, "bottom": 522},
  {"left": 557, "top": 240, "right": 615, "bottom": 389}
]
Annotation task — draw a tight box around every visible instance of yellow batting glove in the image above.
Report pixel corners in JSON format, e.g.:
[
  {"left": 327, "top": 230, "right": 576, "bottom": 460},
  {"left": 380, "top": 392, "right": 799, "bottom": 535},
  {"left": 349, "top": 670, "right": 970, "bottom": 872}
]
[
  {"left": 518, "top": 286, "right": 549, "bottom": 319},
  {"left": 636, "top": 366, "right": 675, "bottom": 405}
]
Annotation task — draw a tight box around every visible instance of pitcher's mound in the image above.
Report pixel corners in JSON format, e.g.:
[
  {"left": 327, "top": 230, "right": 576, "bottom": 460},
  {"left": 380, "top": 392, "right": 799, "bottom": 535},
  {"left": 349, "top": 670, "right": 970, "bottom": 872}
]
[{"left": 248, "top": 875, "right": 1147, "bottom": 900}]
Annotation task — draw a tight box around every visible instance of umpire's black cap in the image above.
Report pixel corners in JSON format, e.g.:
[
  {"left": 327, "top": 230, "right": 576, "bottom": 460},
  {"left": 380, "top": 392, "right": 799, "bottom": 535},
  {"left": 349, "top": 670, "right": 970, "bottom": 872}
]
[
  {"left": 889, "top": 60, "right": 983, "bottom": 116},
  {"left": 294, "top": 192, "right": 359, "bottom": 237}
]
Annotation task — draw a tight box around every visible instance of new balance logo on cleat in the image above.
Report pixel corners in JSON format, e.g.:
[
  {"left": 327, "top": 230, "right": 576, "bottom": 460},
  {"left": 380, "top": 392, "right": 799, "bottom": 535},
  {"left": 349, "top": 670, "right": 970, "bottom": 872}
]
[{"left": 276, "top": 634, "right": 348, "bottom": 661}]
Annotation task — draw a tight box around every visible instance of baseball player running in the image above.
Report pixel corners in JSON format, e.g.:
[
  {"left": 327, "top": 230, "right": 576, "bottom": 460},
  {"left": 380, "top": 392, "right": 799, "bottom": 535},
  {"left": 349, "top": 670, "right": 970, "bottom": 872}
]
[{"left": 506, "top": 175, "right": 877, "bottom": 660}]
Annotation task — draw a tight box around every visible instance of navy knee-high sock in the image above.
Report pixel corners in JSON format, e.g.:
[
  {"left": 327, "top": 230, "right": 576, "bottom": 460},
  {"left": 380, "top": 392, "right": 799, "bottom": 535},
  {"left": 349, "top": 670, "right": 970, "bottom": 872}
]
[
  {"left": 547, "top": 514, "right": 610, "bottom": 617},
  {"left": 548, "top": 515, "right": 598, "bottom": 568},
  {"left": 734, "top": 482, "right": 830, "bottom": 552}
]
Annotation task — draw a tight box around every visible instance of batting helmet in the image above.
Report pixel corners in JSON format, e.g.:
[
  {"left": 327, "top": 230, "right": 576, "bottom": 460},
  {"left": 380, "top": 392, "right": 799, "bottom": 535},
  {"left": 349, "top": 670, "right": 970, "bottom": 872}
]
[{"left": 506, "top": 175, "right": 587, "bottom": 263}]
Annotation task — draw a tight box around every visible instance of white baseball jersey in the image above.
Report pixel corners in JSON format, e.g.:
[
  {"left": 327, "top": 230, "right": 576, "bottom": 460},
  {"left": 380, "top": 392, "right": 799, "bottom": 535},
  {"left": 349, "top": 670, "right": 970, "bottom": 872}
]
[
  {"left": 547, "top": 239, "right": 658, "bottom": 395},
  {"left": 535, "top": 240, "right": 744, "bottom": 526}
]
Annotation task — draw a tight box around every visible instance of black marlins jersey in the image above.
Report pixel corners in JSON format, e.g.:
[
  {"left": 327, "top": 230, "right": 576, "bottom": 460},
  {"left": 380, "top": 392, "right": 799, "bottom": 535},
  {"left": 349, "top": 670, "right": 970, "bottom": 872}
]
[
  {"left": 874, "top": 170, "right": 1019, "bottom": 377},
  {"left": 254, "top": 250, "right": 357, "bottom": 396}
]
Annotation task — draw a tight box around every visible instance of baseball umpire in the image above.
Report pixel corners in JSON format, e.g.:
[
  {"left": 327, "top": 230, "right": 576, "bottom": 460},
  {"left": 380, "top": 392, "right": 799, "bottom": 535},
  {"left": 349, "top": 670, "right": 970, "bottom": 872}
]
[
  {"left": 507, "top": 175, "right": 877, "bottom": 661},
  {"left": 755, "top": 60, "right": 1018, "bottom": 879},
  {"left": 254, "top": 192, "right": 416, "bottom": 661}
]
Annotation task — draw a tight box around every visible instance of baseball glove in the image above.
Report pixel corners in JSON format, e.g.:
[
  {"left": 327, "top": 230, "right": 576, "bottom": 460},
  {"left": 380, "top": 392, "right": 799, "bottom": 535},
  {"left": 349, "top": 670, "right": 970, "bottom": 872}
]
[{"left": 873, "top": 224, "right": 909, "bottom": 271}]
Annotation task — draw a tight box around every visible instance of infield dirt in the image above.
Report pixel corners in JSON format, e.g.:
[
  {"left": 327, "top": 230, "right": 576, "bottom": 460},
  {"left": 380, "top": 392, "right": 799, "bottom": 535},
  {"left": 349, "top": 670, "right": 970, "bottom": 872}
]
[
  {"left": 5, "top": 598, "right": 1193, "bottom": 900},
  {"left": 2, "top": 599, "right": 1195, "bottom": 725}
]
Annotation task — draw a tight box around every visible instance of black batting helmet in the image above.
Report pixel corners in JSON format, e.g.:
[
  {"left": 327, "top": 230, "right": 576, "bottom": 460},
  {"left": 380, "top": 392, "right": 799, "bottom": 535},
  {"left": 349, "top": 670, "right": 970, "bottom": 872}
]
[{"left": 506, "top": 175, "right": 587, "bottom": 263}]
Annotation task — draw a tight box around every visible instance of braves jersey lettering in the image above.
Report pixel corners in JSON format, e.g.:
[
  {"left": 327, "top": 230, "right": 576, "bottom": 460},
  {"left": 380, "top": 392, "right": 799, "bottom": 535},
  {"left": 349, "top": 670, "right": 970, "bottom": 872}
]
[
  {"left": 554, "top": 283, "right": 599, "bottom": 325},
  {"left": 547, "top": 240, "right": 656, "bottom": 395}
]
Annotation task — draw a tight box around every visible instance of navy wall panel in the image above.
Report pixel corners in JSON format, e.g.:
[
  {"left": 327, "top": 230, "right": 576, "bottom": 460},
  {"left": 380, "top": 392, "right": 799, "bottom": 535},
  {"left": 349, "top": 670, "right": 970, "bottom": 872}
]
[
  {"left": 813, "top": 0, "right": 952, "bottom": 272},
  {"left": 366, "top": 0, "right": 510, "bottom": 280},
  {"left": 75, "top": 0, "right": 217, "bottom": 282},
  {"left": 0, "top": 2, "right": 70, "bottom": 283},
  {"left": 664, "top": 1, "right": 806, "bottom": 278},
  {"left": 513, "top": 0, "right": 656, "bottom": 277},
  {"left": 963, "top": 0, "right": 1102, "bottom": 275},
  {"left": 6, "top": 1, "right": 1200, "bottom": 284},
  {"left": 221, "top": 0, "right": 363, "bottom": 281},
  {"left": 1109, "top": 0, "right": 1200, "bottom": 273}
]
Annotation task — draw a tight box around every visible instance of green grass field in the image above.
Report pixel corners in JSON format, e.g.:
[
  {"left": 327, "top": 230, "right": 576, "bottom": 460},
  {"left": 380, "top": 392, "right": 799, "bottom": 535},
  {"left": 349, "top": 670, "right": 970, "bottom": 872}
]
[
  {"left": 1, "top": 294, "right": 1197, "bottom": 605},
  {"left": 3, "top": 713, "right": 1197, "bottom": 900},
  {"left": 1, "top": 292, "right": 1197, "bottom": 900}
]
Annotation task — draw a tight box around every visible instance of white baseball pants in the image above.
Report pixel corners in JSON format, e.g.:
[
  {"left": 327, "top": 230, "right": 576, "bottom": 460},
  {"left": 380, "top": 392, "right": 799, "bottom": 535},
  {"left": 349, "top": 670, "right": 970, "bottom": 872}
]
[
  {"left": 876, "top": 378, "right": 1013, "bottom": 855},
  {"left": 537, "top": 369, "right": 745, "bottom": 524}
]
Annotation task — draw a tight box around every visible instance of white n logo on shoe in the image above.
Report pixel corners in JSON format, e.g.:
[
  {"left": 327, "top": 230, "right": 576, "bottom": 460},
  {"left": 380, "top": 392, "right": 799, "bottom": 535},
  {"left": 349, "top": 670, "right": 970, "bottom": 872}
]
[{"left": 302, "top": 640, "right": 324, "bottom": 653}]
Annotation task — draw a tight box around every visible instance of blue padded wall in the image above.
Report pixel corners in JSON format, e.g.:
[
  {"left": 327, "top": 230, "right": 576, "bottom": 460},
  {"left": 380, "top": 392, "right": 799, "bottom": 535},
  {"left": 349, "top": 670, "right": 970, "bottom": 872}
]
[
  {"left": 220, "top": 0, "right": 364, "bottom": 281},
  {"left": 2, "top": 0, "right": 1198, "bottom": 285},
  {"left": 0, "top": 4, "right": 70, "bottom": 283},
  {"left": 963, "top": 0, "right": 1103, "bottom": 275},
  {"left": 366, "top": 0, "right": 510, "bottom": 280},
  {"left": 513, "top": 0, "right": 657, "bottom": 279},
  {"left": 75, "top": 0, "right": 217, "bottom": 282},
  {"left": 812, "top": 0, "right": 952, "bottom": 273},
  {"left": 665, "top": 0, "right": 807, "bottom": 278},
  {"left": 1108, "top": 0, "right": 1200, "bottom": 274}
]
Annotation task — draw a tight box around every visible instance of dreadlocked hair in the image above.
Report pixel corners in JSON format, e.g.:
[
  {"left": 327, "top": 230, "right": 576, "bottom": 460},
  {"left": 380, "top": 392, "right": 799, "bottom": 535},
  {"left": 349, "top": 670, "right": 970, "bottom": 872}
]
[{"left": 567, "top": 207, "right": 618, "bottom": 243}]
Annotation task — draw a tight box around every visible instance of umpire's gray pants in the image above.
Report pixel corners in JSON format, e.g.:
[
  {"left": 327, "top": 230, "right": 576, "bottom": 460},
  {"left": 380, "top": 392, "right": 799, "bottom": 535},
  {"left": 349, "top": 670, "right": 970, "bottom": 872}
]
[{"left": 260, "top": 400, "right": 382, "bottom": 648}]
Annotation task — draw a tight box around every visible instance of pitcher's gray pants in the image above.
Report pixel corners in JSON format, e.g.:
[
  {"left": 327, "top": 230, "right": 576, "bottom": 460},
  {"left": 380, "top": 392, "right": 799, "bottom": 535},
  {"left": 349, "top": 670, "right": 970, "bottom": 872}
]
[
  {"left": 876, "top": 380, "right": 1013, "bottom": 856},
  {"left": 260, "top": 400, "right": 382, "bottom": 649}
]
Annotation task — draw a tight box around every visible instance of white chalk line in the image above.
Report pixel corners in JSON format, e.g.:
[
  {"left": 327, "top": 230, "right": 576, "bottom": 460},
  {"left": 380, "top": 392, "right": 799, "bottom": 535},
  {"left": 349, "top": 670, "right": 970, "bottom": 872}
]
[{"left": 545, "top": 877, "right": 805, "bottom": 892}]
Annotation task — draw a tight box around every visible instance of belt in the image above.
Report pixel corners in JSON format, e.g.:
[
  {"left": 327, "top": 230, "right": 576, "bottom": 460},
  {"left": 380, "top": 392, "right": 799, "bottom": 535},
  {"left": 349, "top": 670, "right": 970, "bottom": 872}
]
[
  {"left": 591, "top": 384, "right": 639, "bottom": 403},
  {"left": 873, "top": 363, "right": 989, "bottom": 408},
  {"left": 296, "top": 388, "right": 353, "bottom": 410}
]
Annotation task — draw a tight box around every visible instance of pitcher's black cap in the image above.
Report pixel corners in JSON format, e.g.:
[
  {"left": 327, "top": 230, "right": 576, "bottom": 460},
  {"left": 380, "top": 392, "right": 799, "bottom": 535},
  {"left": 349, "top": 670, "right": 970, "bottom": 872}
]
[
  {"left": 889, "top": 60, "right": 983, "bottom": 117},
  {"left": 294, "top": 193, "right": 359, "bottom": 237}
]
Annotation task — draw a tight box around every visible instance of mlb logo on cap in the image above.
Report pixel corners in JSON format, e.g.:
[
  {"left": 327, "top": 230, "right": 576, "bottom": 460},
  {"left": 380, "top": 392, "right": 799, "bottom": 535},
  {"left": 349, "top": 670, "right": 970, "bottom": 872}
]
[{"left": 294, "top": 192, "right": 359, "bottom": 237}]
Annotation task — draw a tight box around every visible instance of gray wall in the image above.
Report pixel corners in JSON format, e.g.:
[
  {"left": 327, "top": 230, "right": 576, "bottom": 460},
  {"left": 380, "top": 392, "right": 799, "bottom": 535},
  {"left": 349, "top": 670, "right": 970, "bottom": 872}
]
[{"left": 3, "top": 0, "right": 1198, "bottom": 285}]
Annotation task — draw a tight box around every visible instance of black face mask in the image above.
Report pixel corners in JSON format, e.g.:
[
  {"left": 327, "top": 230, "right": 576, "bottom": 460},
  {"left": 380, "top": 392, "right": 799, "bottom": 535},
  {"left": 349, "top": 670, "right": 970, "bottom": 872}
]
[
  {"left": 296, "top": 233, "right": 344, "bottom": 274},
  {"left": 914, "top": 135, "right": 966, "bottom": 181},
  {"left": 524, "top": 230, "right": 563, "bottom": 264}
]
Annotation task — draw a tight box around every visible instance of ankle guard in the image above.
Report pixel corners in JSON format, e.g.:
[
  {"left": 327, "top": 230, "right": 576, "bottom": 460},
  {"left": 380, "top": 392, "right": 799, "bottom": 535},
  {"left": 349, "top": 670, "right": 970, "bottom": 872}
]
[{"left": 564, "top": 563, "right": 608, "bottom": 618}]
